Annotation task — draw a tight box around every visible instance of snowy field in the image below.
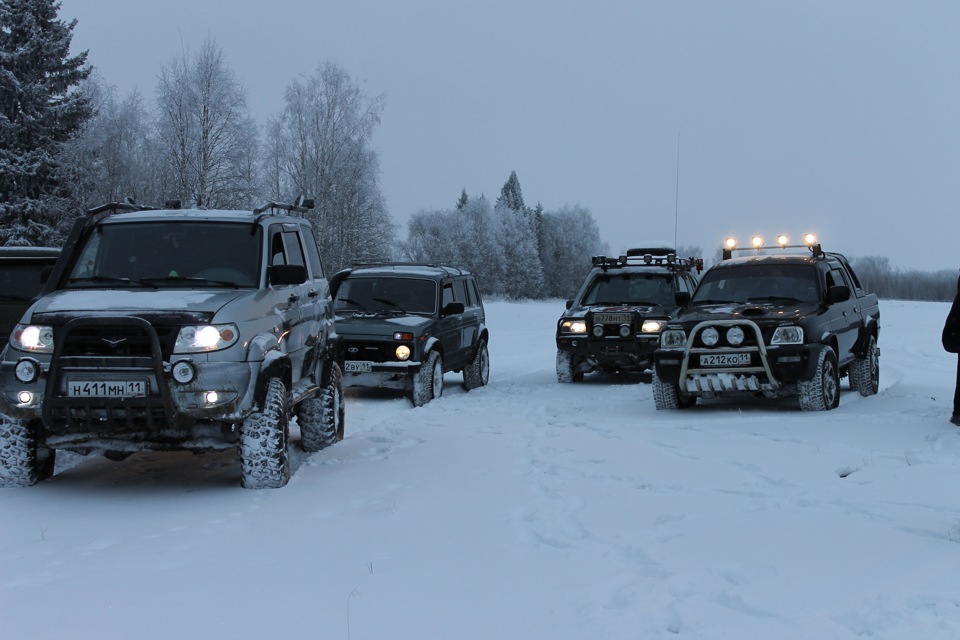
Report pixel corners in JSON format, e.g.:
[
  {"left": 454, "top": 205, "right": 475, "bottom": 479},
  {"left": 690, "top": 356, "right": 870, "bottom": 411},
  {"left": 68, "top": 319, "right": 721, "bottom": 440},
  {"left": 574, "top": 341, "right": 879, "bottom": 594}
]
[{"left": 3, "top": 299, "right": 960, "bottom": 639}]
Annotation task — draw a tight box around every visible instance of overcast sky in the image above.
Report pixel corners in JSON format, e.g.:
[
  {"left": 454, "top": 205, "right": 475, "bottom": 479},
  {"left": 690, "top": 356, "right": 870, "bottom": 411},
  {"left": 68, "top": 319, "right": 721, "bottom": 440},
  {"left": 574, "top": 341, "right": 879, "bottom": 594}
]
[{"left": 59, "top": 0, "right": 959, "bottom": 271}]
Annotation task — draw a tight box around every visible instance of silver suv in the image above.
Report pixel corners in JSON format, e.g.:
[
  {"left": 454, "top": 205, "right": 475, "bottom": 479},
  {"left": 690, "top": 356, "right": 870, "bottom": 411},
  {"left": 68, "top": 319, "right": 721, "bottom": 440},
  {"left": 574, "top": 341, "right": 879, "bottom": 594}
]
[{"left": 0, "top": 200, "right": 344, "bottom": 489}]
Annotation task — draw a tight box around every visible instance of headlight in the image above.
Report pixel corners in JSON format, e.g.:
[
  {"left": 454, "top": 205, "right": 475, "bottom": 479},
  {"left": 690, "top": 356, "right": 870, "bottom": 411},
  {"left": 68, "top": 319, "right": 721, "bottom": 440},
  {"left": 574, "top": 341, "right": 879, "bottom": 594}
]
[
  {"left": 641, "top": 320, "right": 666, "bottom": 334},
  {"left": 618, "top": 323, "right": 631, "bottom": 338},
  {"left": 726, "top": 326, "right": 745, "bottom": 346},
  {"left": 174, "top": 324, "right": 240, "bottom": 353},
  {"left": 559, "top": 320, "right": 587, "bottom": 334},
  {"left": 395, "top": 345, "right": 411, "bottom": 361},
  {"left": 701, "top": 326, "right": 719, "bottom": 346},
  {"left": 592, "top": 324, "right": 605, "bottom": 337},
  {"left": 660, "top": 329, "right": 686, "bottom": 348},
  {"left": 11, "top": 325, "right": 54, "bottom": 353},
  {"left": 771, "top": 326, "right": 804, "bottom": 345}
]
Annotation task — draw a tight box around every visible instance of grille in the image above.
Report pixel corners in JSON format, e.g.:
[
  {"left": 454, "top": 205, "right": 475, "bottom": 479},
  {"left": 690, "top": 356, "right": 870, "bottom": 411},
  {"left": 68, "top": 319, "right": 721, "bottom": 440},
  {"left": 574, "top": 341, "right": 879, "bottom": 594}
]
[
  {"left": 345, "top": 340, "right": 394, "bottom": 363},
  {"left": 58, "top": 324, "right": 178, "bottom": 359}
]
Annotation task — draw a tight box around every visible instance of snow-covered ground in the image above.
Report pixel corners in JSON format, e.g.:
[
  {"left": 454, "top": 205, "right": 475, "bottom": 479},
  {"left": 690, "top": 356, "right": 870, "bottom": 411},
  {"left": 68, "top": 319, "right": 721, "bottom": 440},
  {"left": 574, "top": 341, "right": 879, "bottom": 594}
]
[{"left": 3, "top": 299, "right": 960, "bottom": 639}]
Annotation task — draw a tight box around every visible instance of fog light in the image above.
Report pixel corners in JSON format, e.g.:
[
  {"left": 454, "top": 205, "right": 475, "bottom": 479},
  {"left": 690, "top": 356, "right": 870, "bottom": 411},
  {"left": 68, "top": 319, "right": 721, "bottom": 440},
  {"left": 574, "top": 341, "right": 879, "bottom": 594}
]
[
  {"left": 17, "top": 391, "right": 33, "bottom": 405},
  {"left": 172, "top": 360, "right": 196, "bottom": 384},
  {"left": 701, "top": 327, "right": 719, "bottom": 346},
  {"left": 205, "top": 391, "right": 219, "bottom": 404},
  {"left": 15, "top": 359, "right": 39, "bottom": 383},
  {"left": 726, "top": 326, "right": 745, "bottom": 346},
  {"left": 396, "top": 345, "right": 411, "bottom": 361},
  {"left": 618, "top": 323, "right": 631, "bottom": 338},
  {"left": 592, "top": 324, "right": 604, "bottom": 337}
]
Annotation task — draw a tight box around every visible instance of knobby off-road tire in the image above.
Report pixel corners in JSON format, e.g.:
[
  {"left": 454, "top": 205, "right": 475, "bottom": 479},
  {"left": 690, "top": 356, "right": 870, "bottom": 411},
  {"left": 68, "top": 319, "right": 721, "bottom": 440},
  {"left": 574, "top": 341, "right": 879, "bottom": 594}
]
[
  {"left": 556, "top": 350, "right": 584, "bottom": 383},
  {"left": 0, "top": 414, "right": 55, "bottom": 488},
  {"left": 298, "top": 362, "right": 345, "bottom": 452},
  {"left": 652, "top": 369, "right": 696, "bottom": 410},
  {"left": 240, "top": 377, "right": 291, "bottom": 489},
  {"left": 849, "top": 335, "right": 879, "bottom": 397},
  {"left": 412, "top": 350, "right": 443, "bottom": 407},
  {"left": 463, "top": 339, "right": 490, "bottom": 390},
  {"left": 799, "top": 346, "right": 841, "bottom": 411}
]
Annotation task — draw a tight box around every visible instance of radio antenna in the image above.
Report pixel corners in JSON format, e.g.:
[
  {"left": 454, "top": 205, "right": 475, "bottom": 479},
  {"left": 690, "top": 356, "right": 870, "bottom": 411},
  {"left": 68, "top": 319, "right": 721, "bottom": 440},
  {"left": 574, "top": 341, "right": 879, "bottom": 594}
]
[{"left": 674, "top": 130, "right": 680, "bottom": 250}]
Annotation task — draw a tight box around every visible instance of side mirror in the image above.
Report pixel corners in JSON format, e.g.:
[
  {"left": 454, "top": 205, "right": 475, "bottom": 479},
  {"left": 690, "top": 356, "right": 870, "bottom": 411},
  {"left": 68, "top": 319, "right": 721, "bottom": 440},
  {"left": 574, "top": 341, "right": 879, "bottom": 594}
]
[
  {"left": 827, "top": 284, "right": 850, "bottom": 304},
  {"left": 329, "top": 268, "right": 351, "bottom": 298},
  {"left": 675, "top": 291, "right": 691, "bottom": 307},
  {"left": 269, "top": 264, "right": 307, "bottom": 286},
  {"left": 565, "top": 299, "right": 574, "bottom": 310},
  {"left": 442, "top": 301, "right": 465, "bottom": 316}
]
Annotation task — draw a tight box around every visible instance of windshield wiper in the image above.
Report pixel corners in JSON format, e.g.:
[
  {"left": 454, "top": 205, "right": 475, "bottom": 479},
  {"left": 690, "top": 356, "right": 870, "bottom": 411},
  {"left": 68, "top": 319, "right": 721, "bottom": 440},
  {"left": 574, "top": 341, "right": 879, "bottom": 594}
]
[
  {"left": 139, "top": 276, "right": 241, "bottom": 289},
  {"left": 746, "top": 295, "right": 807, "bottom": 303},
  {"left": 337, "top": 297, "right": 367, "bottom": 311},
  {"left": 67, "top": 275, "right": 157, "bottom": 289},
  {"left": 690, "top": 298, "right": 735, "bottom": 305},
  {"left": 373, "top": 297, "right": 406, "bottom": 313}
]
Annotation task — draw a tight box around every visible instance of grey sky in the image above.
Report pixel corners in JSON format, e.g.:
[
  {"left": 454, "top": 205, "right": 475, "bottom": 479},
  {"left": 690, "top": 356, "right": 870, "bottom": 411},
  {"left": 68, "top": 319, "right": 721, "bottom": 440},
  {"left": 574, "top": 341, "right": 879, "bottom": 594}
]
[{"left": 59, "top": 0, "right": 959, "bottom": 271}]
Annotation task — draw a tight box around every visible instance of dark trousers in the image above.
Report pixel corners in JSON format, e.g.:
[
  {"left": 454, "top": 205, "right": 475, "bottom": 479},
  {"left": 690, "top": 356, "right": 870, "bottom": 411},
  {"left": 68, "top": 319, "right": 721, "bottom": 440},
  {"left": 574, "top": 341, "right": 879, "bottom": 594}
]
[{"left": 955, "top": 357, "right": 960, "bottom": 416}]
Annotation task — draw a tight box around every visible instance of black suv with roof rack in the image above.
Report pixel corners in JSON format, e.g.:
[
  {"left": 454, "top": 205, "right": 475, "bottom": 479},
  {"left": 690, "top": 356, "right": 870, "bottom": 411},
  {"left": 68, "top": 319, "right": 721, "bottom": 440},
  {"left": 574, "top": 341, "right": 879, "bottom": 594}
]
[
  {"left": 652, "top": 236, "right": 880, "bottom": 411},
  {"left": 331, "top": 262, "right": 489, "bottom": 406},
  {"left": 556, "top": 247, "right": 702, "bottom": 382},
  {"left": 0, "top": 198, "right": 344, "bottom": 489}
]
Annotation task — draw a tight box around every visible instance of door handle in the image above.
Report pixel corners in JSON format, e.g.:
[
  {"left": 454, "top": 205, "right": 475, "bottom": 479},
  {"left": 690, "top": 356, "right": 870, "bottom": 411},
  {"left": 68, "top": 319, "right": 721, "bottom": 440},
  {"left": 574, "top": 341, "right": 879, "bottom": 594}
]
[
  {"left": 307, "top": 290, "right": 319, "bottom": 298},
  {"left": 288, "top": 294, "right": 300, "bottom": 303}
]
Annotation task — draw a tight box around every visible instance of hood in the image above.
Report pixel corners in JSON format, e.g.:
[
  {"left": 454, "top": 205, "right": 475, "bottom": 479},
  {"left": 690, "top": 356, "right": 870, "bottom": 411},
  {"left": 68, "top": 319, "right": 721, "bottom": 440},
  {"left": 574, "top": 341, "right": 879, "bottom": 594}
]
[
  {"left": 674, "top": 300, "right": 821, "bottom": 326},
  {"left": 335, "top": 313, "right": 434, "bottom": 337},
  {"left": 28, "top": 289, "right": 246, "bottom": 324},
  {"left": 564, "top": 303, "right": 663, "bottom": 319}
]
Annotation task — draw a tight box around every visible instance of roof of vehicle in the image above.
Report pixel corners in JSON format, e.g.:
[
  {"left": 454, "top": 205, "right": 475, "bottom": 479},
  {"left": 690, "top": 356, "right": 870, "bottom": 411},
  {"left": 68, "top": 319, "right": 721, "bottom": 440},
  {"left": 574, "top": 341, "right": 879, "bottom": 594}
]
[
  {"left": 0, "top": 246, "right": 61, "bottom": 258},
  {"left": 93, "top": 208, "right": 305, "bottom": 225},
  {"left": 712, "top": 252, "right": 829, "bottom": 269},
  {"left": 345, "top": 262, "right": 472, "bottom": 279}
]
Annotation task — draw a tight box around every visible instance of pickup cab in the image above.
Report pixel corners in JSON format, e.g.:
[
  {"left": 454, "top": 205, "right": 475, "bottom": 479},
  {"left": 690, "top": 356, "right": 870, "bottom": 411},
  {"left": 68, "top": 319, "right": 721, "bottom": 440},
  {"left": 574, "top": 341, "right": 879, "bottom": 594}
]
[{"left": 652, "top": 240, "right": 880, "bottom": 411}]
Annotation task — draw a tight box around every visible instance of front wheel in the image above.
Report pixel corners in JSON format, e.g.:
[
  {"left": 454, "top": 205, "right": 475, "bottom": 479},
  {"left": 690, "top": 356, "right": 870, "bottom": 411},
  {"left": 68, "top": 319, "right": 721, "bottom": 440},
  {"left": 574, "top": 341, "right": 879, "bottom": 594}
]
[
  {"left": 799, "top": 346, "right": 840, "bottom": 411},
  {"left": 652, "top": 369, "right": 696, "bottom": 410},
  {"left": 0, "top": 414, "right": 55, "bottom": 487},
  {"left": 412, "top": 350, "right": 443, "bottom": 406},
  {"left": 849, "top": 335, "right": 879, "bottom": 397},
  {"left": 240, "top": 377, "right": 291, "bottom": 488},
  {"left": 556, "top": 350, "right": 584, "bottom": 383},
  {"left": 298, "top": 362, "right": 345, "bottom": 452}
]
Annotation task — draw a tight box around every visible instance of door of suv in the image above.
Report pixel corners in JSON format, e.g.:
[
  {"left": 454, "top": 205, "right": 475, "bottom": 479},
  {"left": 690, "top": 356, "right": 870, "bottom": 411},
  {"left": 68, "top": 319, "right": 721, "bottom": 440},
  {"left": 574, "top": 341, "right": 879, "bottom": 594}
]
[
  {"left": 823, "top": 263, "right": 860, "bottom": 364},
  {"left": 267, "top": 224, "right": 315, "bottom": 378},
  {"left": 457, "top": 277, "right": 482, "bottom": 366}
]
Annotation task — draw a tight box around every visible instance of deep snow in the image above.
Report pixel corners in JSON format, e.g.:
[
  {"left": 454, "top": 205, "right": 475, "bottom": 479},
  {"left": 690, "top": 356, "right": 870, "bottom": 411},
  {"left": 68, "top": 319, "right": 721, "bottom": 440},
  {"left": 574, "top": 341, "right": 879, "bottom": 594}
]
[{"left": 3, "top": 299, "right": 960, "bottom": 639}]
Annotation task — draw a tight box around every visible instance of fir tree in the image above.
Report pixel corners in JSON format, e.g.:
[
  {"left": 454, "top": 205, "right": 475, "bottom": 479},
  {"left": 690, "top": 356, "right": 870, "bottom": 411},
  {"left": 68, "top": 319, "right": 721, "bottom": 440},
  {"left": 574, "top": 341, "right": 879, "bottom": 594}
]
[
  {"left": 0, "top": 0, "right": 91, "bottom": 245},
  {"left": 495, "top": 170, "right": 525, "bottom": 213},
  {"left": 456, "top": 188, "right": 468, "bottom": 211}
]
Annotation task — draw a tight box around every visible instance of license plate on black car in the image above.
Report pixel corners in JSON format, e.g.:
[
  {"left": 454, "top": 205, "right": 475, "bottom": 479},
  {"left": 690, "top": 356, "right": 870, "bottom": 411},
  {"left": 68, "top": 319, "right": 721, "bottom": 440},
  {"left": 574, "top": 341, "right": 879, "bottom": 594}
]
[
  {"left": 594, "top": 313, "right": 632, "bottom": 324},
  {"left": 699, "top": 353, "right": 751, "bottom": 367},
  {"left": 344, "top": 361, "right": 373, "bottom": 373},
  {"left": 67, "top": 380, "right": 147, "bottom": 397}
]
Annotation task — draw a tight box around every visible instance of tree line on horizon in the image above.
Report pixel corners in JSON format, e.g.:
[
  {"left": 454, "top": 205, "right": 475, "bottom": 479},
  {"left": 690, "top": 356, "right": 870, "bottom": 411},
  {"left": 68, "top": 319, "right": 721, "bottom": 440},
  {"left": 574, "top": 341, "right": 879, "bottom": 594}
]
[{"left": 1, "top": 1, "right": 952, "bottom": 302}]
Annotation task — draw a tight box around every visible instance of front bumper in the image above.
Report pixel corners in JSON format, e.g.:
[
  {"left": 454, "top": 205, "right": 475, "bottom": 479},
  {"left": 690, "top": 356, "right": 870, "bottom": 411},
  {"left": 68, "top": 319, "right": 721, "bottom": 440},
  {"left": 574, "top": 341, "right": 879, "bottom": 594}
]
[
  {"left": 342, "top": 360, "right": 422, "bottom": 390},
  {"left": 556, "top": 335, "right": 660, "bottom": 368}
]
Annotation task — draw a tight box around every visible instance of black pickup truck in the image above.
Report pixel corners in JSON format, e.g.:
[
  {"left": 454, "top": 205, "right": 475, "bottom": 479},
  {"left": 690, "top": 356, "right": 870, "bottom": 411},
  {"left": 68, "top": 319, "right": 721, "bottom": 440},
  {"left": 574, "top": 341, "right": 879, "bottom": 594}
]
[{"left": 652, "top": 240, "right": 880, "bottom": 411}]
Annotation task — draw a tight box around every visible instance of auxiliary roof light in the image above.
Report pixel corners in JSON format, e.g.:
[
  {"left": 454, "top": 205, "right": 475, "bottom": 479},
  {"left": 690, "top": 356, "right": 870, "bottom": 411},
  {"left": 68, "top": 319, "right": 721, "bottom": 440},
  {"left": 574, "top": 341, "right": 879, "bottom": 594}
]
[
  {"left": 776, "top": 234, "right": 789, "bottom": 247},
  {"left": 751, "top": 236, "right": 764, "bottom": 249},
  {"left": 804, "top": 233, "right": 817, "bottom": 246},
  {"left": 724, "top": 237, "right": 737, "bottom": 250}
]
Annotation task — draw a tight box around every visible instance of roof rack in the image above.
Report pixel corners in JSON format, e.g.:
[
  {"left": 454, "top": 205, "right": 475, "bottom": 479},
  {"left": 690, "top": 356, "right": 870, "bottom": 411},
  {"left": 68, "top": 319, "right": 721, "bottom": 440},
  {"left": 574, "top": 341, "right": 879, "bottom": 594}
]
[
  {"left": 253, "top": 196, "right": 315, "bottom": 216},
  {"left": 592, "top": 252, "right": 704, "bottom": 274},
  {"left": 351, "top": 260, "right": 467, "bottom": 276},
  {"left": 85, "top": 199, "right": 156, "bottom": 216},
  {"left": 721, "top": 234, "right": 823, "bottom": 260}
]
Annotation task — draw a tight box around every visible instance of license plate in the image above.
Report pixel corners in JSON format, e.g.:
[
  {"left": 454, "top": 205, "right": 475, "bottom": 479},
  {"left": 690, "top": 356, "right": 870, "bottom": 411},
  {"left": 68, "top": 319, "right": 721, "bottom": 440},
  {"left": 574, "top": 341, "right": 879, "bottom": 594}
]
[
  {"left": 344, "top": 361, "right": 373, "bottom": 373},
  {"left": 67, "top": 380, "right": 147, "bottom": 398},
  {"left": 699, "top": 353, "right": 751, "bottom": 367},
  {"left": 594, "top": 313, "right": 632, "bottom": 324}
]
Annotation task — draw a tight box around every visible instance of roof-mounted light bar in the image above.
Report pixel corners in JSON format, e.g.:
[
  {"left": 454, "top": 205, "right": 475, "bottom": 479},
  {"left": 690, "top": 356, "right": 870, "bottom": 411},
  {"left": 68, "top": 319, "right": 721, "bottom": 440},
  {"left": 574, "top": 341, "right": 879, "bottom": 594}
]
[{"left": 722, "top": 233, "right": 821, "bottom": 260}]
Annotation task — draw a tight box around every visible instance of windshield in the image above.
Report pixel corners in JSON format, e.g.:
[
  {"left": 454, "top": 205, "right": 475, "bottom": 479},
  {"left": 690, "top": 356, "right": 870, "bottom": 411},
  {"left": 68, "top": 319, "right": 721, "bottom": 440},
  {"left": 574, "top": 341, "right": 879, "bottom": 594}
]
[
  {"left": 692, "top": 264, "right": 820, "bottom": 304},
  {"left": 581, "top": 273, "right": 675, "bottom": 306},
  {"left": 335, "top": 277, "right": 437, "bottom": 315},
  {"left": 65, "top": 221, "right": 262, "bottom": 288}
]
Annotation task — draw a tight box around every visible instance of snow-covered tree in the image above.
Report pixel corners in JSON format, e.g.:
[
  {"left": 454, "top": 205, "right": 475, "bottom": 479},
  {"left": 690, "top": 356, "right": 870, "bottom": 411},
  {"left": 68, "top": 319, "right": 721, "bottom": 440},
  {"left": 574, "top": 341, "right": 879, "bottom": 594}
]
[
  {"left": 539, "top": 205, "right": 608, "bottom": 298},
  {"left": 495, "top": 201, "right": 543, "bottom": 299},
  {"left": 267, "top": 60, "right": 394, "bottom": 271},
  {"left": 456, "top": 188, "right": 468, "bottom": 211},
  {"left": 495, "top": 170, "right": 525, "bottom": 213},
  {"left": 0, "top": 0, "right": 91, "bottom": 245},
  {"left": 154, "top": 38, "right": 259, "bottom": 209}
]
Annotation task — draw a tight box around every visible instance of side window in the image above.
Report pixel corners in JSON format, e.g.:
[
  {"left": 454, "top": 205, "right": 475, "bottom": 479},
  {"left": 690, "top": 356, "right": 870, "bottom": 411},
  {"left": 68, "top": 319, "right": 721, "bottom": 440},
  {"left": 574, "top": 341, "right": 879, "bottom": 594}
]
[
  {"left": 270, "top": 230, "right": 286, "bottom": 266},
  {"left": 453, "top": 279, "right": 469, "bottom": 305},
  {"left": 282, "top": 231, "right": 306, "bottom": 268},
  {"left": 467, "top": 279, "right": 482, "bottom": 308},
  {"left": 676, "top": 275, "right": 691, "bottom": 294},
  {"left": 300, "top": 227, "right": 324, "bottom": 279},
  {"left": 442, "top": 282, "right": 455, "bottom": 307}
]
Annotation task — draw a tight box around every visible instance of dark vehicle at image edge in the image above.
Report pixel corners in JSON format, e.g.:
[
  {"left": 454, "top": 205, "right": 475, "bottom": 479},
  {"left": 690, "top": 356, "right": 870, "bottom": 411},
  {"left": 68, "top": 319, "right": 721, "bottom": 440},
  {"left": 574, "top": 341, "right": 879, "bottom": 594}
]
[
  {"left": 0, "top": 199, "right": 344, "bottom": 489},
  {"left": 331, "top": 262, "right": 489, "bottom": 406},
  {"left": 556, "top": 247, "right": 701, "bottom": 382},
  {"left": 652, "top": 238, "right": 880, "bottom": 411},
  {"left": 0, "top": 247, "right": 61, "bottom": 345}
]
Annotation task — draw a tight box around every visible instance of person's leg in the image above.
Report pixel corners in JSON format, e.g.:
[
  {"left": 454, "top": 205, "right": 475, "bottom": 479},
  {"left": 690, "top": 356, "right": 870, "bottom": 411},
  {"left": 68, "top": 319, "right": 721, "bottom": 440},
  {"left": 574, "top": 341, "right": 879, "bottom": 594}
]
[{"left": 953, "top": 356, "right": 960, "bottom": 424}]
